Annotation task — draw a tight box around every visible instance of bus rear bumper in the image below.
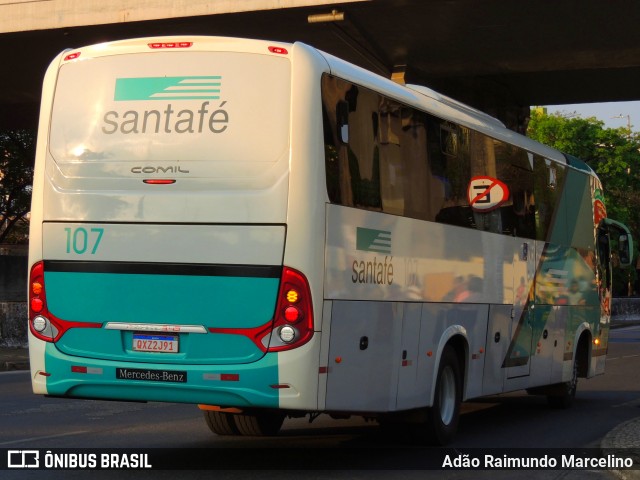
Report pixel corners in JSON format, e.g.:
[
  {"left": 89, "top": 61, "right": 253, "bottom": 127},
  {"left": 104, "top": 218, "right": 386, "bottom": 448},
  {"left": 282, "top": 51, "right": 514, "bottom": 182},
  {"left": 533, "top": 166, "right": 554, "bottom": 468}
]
[{"left": 37, "top": 343, "right": 281, "bottom": 408}]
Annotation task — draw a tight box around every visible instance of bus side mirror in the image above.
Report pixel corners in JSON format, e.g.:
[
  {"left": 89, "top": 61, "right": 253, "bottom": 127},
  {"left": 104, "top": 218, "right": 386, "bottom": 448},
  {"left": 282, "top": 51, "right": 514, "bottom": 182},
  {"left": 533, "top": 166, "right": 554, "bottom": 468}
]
[
  {"left": 336, "top": 101, "right": 349, "bottom": 144},
  {"left": 618, "top": 234, "right": 632, "bottom": 267}
]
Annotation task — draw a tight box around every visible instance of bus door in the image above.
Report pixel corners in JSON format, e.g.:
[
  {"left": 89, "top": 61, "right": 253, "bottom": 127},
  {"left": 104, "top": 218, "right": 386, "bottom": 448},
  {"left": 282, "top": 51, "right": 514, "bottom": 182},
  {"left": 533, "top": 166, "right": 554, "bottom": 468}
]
[{"left": 505, "top": 239, "right": 536, "bottom": 380}]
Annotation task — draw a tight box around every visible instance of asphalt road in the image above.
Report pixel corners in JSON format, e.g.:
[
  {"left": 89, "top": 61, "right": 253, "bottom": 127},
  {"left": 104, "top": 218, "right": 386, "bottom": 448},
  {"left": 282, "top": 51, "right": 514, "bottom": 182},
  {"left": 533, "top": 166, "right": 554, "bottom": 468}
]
[{"left": 1, "top": 326, "right": 639, "bottom": 480}]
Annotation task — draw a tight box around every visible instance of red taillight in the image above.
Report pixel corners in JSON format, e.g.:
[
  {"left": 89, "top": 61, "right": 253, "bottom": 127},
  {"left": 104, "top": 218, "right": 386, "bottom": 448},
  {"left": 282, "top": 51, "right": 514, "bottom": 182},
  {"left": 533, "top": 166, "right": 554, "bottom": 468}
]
[
  {"left": 284, "top": 306, "right": 301, "bottom": 323},
  {"left": 267, "top": 267, "right": 314, "bottom": 352},
  {"left": 268, "top": 46, "right": 288, "bottom": 55},
  {"left": 31, "top": 298, "right": 44, "bottom": 313},
  {"left": 143, "top": 179, "right": 176, "bottom": 185},
  {"left": 148, "top": 42, "right": 193, "bottom": 49},
  {"left": 28, "top": 261, "right": 101, "bottom": 342},
  {"left": 63, "top": 52, "right": 81, "bottom": 61},
  {"left": 206, "top": 266, "right": 314, "bottom": 352},
  {"left": 29, "top": 261, "right": 55, "bottom": 342}
]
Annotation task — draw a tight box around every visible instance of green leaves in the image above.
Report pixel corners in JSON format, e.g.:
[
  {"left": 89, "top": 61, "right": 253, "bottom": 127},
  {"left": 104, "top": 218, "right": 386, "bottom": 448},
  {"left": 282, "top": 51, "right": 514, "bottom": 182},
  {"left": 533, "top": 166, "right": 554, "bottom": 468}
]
[
  {"left": 0, "top": 130, "right": 35, "bottom": 244},
  {"left": 528, "top": 110, "right": 640, "bottom": 295}
]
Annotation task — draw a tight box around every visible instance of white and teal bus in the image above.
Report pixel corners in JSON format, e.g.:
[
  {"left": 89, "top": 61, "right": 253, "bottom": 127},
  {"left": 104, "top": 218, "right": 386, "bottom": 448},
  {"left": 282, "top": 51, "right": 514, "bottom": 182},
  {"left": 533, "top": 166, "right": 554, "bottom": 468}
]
[{"left": 28, "top": 36, "right": 632, "bottom": 444}]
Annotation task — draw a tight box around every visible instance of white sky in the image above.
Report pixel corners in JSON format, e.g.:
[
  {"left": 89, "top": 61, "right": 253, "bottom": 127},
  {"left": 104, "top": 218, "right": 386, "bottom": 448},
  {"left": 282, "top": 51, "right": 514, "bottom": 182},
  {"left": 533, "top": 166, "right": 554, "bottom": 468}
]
[{"left": 544, "top": 101, "right": 640, "bottom": 132}]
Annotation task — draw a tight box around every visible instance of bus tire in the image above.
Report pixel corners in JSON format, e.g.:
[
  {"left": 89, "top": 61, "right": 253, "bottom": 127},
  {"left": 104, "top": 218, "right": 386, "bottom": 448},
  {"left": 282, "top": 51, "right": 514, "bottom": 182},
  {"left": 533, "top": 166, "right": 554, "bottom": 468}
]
[
  {"left": 203, "top": 411, "right": 239, "bottom": 436},
  {"left": 233, "top": 410, "right": 285, "bottom": 436},
  {"left": 547, "top": 358, "right": 578, "bottom": 409},
  {"left": 425, "top": 346, "right": 462, "bottom": 445}
]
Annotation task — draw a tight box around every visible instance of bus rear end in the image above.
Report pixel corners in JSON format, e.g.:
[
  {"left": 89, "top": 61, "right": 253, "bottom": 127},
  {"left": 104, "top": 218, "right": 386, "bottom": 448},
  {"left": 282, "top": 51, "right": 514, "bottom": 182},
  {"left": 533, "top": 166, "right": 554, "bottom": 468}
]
[{"left": 28, "top": 37, "right": 318, "bottom": 420}]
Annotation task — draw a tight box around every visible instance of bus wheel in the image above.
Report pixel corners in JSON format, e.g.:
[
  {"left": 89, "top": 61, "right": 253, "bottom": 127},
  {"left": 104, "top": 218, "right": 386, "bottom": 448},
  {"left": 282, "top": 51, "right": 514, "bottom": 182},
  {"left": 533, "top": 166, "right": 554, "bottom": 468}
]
[
  {"left": 425, "top": 346, "right": 462, "bottom": 445},
  {"left": 203, "top": 411, "right": 239, "bottom": 436},
  {"left": 233, "top": 410, "right": 285, "bottom": 436},
  {"left": 547, "top": 359, "right": 578, "bottom": 409}
]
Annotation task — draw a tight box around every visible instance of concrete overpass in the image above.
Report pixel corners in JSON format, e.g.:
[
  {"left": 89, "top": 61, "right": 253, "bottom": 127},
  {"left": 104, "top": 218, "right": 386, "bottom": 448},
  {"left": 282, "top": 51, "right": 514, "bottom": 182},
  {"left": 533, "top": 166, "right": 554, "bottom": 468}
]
[{"left": 2, "top": 0, "right": 640, "bottom": 131}]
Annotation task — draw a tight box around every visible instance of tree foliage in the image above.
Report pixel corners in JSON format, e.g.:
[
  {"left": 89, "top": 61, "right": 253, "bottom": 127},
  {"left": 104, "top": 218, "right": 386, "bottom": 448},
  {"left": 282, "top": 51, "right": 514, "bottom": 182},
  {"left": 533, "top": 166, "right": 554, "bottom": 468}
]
[
  {"left": 528, "top": 109, "right": 640, "bottom": 294},
  {"left": 0, "top": 130, "right": 35, "bottom": 244}
]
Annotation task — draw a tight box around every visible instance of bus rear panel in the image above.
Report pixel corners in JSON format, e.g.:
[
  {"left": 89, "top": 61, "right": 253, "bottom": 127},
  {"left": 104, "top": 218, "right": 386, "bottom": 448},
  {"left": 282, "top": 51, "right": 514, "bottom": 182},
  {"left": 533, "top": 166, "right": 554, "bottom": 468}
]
[{"left": 28, "top": 37, "right": 317, "bottom": 409}]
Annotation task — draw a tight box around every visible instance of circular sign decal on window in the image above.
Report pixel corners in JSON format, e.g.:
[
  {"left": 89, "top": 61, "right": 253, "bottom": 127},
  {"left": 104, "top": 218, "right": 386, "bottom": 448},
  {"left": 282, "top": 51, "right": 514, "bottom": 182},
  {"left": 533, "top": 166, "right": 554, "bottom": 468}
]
[{"left": 467, "top": 176, "right": 510, "bottom": 212}]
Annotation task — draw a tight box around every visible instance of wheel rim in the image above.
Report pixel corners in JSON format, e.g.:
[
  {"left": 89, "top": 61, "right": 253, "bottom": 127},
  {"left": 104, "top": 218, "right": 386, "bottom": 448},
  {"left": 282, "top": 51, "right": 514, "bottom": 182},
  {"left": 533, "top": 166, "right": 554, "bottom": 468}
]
[
  {"left": 569, "top": 360, "right": 578, "bottom": 394},
  {"left": 439, "top": 365, "right": 456, "bottom": 425}
]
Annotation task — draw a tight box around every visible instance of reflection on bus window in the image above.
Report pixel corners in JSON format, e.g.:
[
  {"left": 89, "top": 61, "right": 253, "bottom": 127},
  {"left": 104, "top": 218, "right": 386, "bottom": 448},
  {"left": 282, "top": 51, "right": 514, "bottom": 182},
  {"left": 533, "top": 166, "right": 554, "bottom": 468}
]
[{"left": 322, "top": 74, "right": 566, "bottom": 242}]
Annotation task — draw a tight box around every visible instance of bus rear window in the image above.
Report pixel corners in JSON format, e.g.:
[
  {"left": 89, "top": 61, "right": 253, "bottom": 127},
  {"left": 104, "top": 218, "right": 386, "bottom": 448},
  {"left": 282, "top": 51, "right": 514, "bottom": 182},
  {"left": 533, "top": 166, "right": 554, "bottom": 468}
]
[{"left": 49, "top": 52, "right": 290, "bottom": 172}]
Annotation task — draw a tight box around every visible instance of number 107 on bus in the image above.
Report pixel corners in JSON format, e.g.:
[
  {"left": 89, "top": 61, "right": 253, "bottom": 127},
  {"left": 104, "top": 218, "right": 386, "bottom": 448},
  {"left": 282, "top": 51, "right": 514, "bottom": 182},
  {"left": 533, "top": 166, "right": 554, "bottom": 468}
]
[{"left": 64, "top": 227, "right": 104, "bottom": 255}]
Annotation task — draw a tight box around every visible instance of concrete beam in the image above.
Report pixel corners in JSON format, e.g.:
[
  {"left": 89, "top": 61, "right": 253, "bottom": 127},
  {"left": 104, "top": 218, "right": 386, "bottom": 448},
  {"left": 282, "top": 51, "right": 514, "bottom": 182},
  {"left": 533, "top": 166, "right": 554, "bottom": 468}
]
[
  {"left": 3, "top": 0, "right": 640, "bottom": 131},
  {"left": 0, "top": 0, "right": 367, "bottom": 34}
]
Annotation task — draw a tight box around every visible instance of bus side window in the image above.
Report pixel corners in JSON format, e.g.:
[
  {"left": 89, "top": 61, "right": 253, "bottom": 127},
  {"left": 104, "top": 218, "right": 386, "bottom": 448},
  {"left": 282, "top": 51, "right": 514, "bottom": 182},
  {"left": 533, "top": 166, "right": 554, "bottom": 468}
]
[
  {"left": 618, "top": 234, "right": 631, "bottom": 266},
  {"left": 336, "top": 100, "right": 350, "bottom": 144}
]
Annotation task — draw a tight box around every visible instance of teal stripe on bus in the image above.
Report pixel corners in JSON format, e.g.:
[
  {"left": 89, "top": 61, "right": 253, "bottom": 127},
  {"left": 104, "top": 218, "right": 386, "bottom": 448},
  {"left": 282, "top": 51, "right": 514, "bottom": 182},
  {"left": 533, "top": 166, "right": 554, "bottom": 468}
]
[
  {"left": 114, "top": 76, "right": 222, "bottom": 101},
  {"left": 44, "top": 271, "right": 279, "bottom": 328}
]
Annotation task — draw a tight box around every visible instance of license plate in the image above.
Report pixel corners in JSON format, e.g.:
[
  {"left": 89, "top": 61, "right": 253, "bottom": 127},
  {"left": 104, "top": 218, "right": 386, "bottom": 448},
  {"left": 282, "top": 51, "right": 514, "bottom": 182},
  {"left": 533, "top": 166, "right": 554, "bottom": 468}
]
[{"left": 133, "top": 334, "right": 179, "bottom": 353}]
